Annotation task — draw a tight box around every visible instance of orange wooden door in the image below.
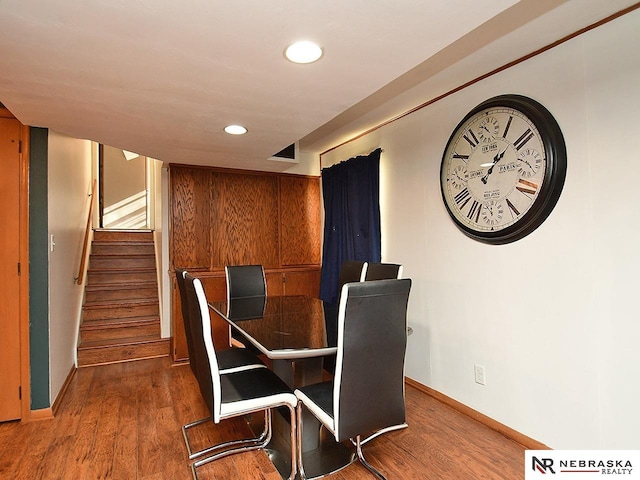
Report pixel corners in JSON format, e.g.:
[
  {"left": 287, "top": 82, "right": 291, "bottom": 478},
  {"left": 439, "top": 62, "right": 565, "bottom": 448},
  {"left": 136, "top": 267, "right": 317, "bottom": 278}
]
[{"left": 0, "top": 117, "right": 22, "bottom": 421}]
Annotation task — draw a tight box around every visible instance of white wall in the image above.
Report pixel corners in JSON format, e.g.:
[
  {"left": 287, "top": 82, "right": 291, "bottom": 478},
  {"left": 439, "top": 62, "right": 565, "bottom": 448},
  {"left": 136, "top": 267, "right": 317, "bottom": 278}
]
[
  {"left": 321, "top": 10, "right": 640, "bottom": 449},
  {"left": 47, "top": 131, "right": 93, "bottom": 401}
]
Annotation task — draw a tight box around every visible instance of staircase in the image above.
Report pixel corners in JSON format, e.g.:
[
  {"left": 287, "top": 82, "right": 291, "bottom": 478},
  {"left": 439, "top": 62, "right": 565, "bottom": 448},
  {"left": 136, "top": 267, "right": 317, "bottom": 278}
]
[{"left": 77, "top": 230, "right": 169, "bottom": 367}]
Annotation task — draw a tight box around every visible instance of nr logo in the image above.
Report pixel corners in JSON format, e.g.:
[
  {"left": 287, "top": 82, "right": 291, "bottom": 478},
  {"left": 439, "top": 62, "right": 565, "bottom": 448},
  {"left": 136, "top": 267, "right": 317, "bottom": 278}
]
[{"left": 532, "top": 456, "right": 556, "bottom": 474}]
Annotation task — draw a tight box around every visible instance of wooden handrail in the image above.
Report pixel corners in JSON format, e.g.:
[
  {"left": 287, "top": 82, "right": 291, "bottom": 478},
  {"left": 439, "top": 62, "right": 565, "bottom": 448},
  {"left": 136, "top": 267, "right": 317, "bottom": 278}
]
[{"left": 76, "top": 179, "right": 97, "bottom": 285}]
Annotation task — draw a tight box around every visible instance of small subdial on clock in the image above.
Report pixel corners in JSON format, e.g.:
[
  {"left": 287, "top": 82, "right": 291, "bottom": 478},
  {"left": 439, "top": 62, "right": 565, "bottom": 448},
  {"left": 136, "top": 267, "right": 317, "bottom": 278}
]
[
  {"left": 477, "top": 116, "right": 500, "bottom": 143},
  {"left": 517, "top": 148, "right": 542, "bottom": 178},
  {"left": 481, "top": 200, "right": 504, "bottom": 227},
  {"left": 450, "top": 164, "right": 468, "bottom": 190}
]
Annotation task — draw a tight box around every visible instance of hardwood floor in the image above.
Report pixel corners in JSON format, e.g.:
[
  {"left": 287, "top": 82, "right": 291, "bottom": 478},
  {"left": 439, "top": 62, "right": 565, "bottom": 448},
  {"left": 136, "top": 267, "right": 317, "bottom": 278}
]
[{"left": 0, "top": 357, "right": 526, "bottom": 479}]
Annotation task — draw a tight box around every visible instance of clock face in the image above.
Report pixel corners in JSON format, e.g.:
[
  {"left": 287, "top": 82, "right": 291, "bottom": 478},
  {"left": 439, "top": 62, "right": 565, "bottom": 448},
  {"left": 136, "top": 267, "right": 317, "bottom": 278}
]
[{"left": 440, "top": 95, "right": 566, "bottom": 244}]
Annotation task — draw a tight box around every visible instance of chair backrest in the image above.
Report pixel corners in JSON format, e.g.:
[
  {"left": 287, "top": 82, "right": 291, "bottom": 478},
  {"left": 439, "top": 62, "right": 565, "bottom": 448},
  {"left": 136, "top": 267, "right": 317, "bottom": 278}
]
[
  {"left": 364, "top": 262, "right": 403, "bottom": 281},
  {"left": 175, "top": 268, "right": 197, "bottom": 375},
  {"left": 333, "top": 278, "right": 411, "bottom": 442},
  {"left": 338, "top": 261, "right": 368, "bottom": 291},
  {"left": 225, "top": 265, "right": 266, "bottom": 300},
  {"left": 184, "top": 274, "right": 222, "bottom": 421}
]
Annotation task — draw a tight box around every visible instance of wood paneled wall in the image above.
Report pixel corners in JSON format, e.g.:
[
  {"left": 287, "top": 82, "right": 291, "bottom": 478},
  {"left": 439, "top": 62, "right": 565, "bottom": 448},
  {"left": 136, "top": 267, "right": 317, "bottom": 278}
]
[{"left": 169, "top": 164, "right": 322, "bottom": 362}]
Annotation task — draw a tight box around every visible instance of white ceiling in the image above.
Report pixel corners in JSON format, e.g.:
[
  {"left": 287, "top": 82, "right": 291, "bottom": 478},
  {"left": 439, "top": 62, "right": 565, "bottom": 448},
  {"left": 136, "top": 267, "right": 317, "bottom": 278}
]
[{"left": 0, "top": 0, "right": 636, "bottom": 172}]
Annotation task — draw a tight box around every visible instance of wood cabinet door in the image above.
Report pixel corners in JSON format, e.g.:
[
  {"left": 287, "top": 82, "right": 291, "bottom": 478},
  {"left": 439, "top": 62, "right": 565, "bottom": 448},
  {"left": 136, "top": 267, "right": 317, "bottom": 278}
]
[
  {"left": 283, "top": 270, "right": 321, "bottom": 297},
  {"left": 265, "top": 272, "right": 284, "bottom": 296},
  {"left": 210, "top": 172, "right": 279, "bottom": 268},
  {"left": 280, "top": 176, "right": 321, "bottom": 266},
  {"left": 170, "top": 166, "right": 212, "bottom": 269},
  {"left": 0, "top": 117, "right": 22, "bottom": 421}
]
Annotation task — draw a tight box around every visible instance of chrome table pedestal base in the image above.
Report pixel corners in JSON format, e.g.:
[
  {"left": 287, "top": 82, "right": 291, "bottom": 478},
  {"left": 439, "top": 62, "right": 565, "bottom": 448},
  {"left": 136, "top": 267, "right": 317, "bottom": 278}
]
[{"left": 249, "top": 409, "right": 356, "bottom": 480}]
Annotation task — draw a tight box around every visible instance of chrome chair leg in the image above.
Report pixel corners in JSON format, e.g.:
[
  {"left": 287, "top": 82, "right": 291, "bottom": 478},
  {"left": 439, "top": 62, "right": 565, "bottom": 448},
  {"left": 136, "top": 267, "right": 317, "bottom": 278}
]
[
  {"left": 182, "top": 417, "right": 212, "bottom": 460},
  {"left": 183, "top": 410, "right": 270, "bottom": 460},
  {"left": 296, "top": 401, "right": 308, "bottom": 480},
  {"left": 191, "top": 411, "right": 272, "bottom": 480},
  {"left": 355, "top": 435, "right": 387, "bottom": 480},
  {"left": 191, "top": 405, "right": 297, "bottom": 480},
  {"left": 288, "top": 402, "right": 298, "bottom": 480},
  {"left": 356, "top": 423, "right": 408, "bottom": 446}
]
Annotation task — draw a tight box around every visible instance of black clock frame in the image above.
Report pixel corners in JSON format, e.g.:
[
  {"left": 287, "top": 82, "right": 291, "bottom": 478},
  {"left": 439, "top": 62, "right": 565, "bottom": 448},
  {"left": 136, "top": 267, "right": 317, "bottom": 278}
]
[{"left": 440, "top": 94, "right": 567, "bottom": 245}]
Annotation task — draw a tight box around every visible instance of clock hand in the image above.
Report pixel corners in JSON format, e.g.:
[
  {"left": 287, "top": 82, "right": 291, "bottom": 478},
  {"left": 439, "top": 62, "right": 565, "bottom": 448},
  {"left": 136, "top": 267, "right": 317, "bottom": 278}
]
[
  {"left": 525, "top": 159, "right": 534, "bottom": 172},
  {"left": 481, "top": 149, "right": 507, "bottom": 184}
]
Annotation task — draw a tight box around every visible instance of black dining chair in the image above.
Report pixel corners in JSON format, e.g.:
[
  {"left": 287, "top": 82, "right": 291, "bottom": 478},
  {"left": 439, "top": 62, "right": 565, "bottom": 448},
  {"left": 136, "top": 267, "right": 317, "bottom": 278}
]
[
  {"left": 175, "top": 268, "right": 265, "bottom": 374},
  {"left": 184, "top": 274, "right": 298, "bottom": 480},
  {"left": 364, "top": 262, "right": 403, "bottom": 281},
  {"left": 295, "top": 278, "right": 412, "bottom": 480},
  {"left": 323, "top": 260, "right": 369, "bottom": 374},
  {"left": 225, "top": 264, "right": 266, "bottom": 299},
  {"left": 176, "top": 269, "right": 267, "bottom": 462},
  {"left": 225, "top": 264, "right": 267, "bottom": 350},
  {"left": 338, "top": 260, "right": 368, "bottom": 288},
  {"left": 175, "top": 268, "right": 198, "bottom": 377}
]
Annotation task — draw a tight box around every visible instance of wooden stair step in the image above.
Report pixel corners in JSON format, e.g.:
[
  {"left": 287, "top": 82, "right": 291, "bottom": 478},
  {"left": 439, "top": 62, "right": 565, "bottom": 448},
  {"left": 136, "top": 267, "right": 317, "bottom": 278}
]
[
  {"left": 90, "top": 242, "right": 155, "bottom": 256},
  {"left": 85, "top": 281, "right": 157, "bottom": 291},
  {"left": 83, "top": 297, "right": 159, "bottom": 308},
  {"left": 82, "top": 301, "right": 159, "bottom": 321},
  {"left": 90, "top": 253, "right": 156, "bottom": 258},
  {"left": 91, "top": 240, "right": 154, "bottom": 245},
  {"left": 81, "top": 314, "right": 160, "bottom": 328},
  {"left": 87, "top": 268, "right": 157, "bottom": 285},
  {"left": 87, "top": 267, "right": 156, "bottom": 273},
  {"left": 93, "top": 230, "right": 154, "bottom": 243},
  {"left": 84, "top": 282, "right": 158, "bottom": 303},
  {"left": 79, "top": 334, "right": 164, "bottom": 348},
  {"left": 80, "top": 318, "right": 160, "bottom": 343},
  {"left": 84, "top": 295, "right": 158, "bottom": 310},
  {"left": 77, "top": 335, "right": 169, "bottom": 367},
  {"left": 84, "top": 287, "right": 158, "bottom": 307},
  {"left": 80, "top": 316, "right": 160, "bottom": 343},
  {"left": 89, "top": 254, "right": 156, "bottom": 270}
]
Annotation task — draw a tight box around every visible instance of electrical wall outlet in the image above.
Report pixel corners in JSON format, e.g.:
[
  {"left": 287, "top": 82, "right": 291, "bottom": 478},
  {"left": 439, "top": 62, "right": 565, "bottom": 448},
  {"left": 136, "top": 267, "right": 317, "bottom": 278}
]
[{"left": 474, "top": 364, "right": 486, "bottom": 386}]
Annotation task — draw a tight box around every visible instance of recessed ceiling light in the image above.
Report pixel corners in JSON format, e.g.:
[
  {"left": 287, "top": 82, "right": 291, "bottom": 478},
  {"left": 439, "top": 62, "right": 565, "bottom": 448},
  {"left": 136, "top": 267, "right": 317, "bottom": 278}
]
[
  {"left": 285, "top": 41, "right": 323, "bottom": 64},
  {"left": 224, "top": 124, "right": 247, "bottom": 135}
]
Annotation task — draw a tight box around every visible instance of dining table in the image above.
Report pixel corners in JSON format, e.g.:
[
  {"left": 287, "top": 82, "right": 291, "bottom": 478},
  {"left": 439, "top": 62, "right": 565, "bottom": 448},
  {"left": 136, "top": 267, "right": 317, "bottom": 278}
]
[{"left": 209, "top": 294, "right": 356, "bottom": 479}]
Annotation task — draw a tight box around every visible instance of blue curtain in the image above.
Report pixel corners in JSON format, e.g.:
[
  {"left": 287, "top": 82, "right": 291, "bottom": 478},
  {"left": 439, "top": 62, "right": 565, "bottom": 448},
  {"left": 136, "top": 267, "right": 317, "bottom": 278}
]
[{"left": 319, "top": 148, "right": 382, "bottom": 305}]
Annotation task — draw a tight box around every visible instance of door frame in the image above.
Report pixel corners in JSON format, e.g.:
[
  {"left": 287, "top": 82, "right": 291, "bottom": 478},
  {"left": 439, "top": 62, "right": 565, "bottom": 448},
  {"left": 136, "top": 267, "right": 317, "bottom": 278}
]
[
  {"left": 19, "top": 121, "right": 30, "bottom": 421},
  {"left": 1, "top": 106, "right": 32, "bottom": 421}
]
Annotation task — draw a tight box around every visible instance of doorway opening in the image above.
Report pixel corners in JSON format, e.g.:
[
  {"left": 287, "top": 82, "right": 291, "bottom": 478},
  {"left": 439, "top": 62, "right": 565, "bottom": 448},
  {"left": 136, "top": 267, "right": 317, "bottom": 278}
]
[{"left": 98, "top": 144, "right": 150, "bottom": 229}]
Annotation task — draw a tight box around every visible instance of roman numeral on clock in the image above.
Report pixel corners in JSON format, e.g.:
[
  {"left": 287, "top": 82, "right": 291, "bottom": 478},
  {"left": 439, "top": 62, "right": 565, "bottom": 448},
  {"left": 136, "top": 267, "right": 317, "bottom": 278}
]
[
  {"left": 454, "top": 188, "right": 471, "bottom": 209},
  {"left": 463, "top": 129, "right": 479, "bottom": 148},
  {"left": 502, "top": 115, "right": 513, "bottom": 139},
  {"left": 516, "top": 178, "right": 538, "bottom": 196},
  {"left": 506, "top": 198, "right": 520, "bottom": 216},
  {"left": 467, "top": 200, "right": 481, "bottom": 223},
  {"left": 514, "top": 128, "right": 534, "bottom": 151},
  {"left": 452, "top": 153, "right": 469, "bottom": 161}
]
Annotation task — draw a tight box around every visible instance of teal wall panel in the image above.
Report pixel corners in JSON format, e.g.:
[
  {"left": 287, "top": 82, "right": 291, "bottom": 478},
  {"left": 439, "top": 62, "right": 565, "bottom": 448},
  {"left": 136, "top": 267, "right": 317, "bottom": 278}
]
[{"left": 29, "top": 127, "right": 49, "bottom": 410}]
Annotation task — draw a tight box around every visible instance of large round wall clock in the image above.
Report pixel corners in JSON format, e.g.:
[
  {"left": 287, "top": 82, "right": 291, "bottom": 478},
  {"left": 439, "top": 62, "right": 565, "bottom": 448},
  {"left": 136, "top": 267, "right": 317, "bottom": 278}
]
[{"left": 440, "top": 94, "right": 567, "bottom": 244}]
